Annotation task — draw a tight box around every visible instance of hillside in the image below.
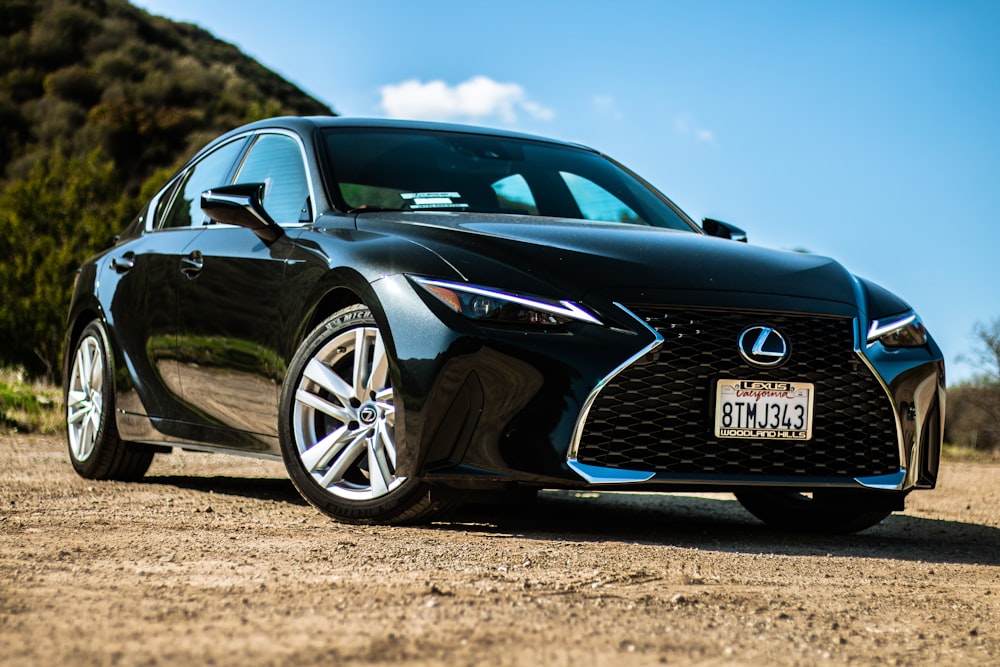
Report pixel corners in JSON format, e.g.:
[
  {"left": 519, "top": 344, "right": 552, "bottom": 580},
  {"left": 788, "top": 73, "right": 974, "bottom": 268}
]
[
  {"left": 0, "top": 0, "right": 332, "bottom": 190},
  {"left": 0, "top": 0, "right": 334, "bottom": 378}
]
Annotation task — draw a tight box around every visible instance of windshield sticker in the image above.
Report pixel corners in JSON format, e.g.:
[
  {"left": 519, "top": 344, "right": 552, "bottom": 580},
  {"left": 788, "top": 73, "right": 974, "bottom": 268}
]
[{"left": 400, "top": 192, "right": 468, "bottom": 209}]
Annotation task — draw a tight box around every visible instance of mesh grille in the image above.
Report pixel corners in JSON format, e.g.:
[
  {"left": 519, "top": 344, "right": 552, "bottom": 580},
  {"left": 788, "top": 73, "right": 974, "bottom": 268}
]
[{"left": 575, "top": 307, "right": 900, "bottom": 478}]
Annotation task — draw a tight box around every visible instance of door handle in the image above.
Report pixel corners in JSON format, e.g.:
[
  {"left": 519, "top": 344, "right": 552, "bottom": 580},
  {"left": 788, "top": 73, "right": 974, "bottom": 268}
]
[
  {"left": 111, "top": 252, "right": 135, "bottom": 274},
  {"left": 180, "top": 251, "right": 204, "bottom": 279}
]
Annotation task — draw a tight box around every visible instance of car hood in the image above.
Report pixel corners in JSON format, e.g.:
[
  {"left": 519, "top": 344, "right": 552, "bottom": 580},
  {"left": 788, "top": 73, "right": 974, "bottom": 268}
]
[{"left": 355, "top": 212, "right": 862, "bottom": 308}]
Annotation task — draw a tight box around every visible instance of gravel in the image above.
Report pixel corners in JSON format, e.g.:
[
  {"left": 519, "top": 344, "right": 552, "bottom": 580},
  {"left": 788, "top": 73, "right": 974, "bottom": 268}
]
[{"left": 2, "top": 434, "right": 997, "bottom": 666}]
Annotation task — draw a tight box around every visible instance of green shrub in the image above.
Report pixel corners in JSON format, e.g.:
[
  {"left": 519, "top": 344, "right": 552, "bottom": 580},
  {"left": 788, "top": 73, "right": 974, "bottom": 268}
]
[
  {"left": 0, "top": 0, "right": 333, "bottom": 382},
  {"left": 0, "top": 148, "right": 130, "bottom": 379},
  {"left": 44, "top": 64, "right": 101, "bottom": 107},
  {"left": 0, "top": 367, "right": 62, "bottom": 434}
]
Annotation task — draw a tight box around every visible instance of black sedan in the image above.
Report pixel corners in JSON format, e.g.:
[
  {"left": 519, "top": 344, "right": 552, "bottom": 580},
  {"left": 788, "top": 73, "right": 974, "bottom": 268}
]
[{"left": 64, "top": 116, "right": 945, "bottom": 532}]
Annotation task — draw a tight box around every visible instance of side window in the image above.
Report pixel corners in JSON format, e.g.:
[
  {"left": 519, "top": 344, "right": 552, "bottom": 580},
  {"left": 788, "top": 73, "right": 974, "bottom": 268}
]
[
  {"left": 491, "top": 174, "right": 538, "bottom": 214},
  {"left": 151, "top": 177, "right": 181, "bottom": 229},
  {"left": 233, "top": 134, "right": 310, "bottom": 224},
  {"left": 559, "top": 171, "right": 643, "bottom": 225},
  {"left": 159, "top": 138, "right": 247, "bottom": 230}
]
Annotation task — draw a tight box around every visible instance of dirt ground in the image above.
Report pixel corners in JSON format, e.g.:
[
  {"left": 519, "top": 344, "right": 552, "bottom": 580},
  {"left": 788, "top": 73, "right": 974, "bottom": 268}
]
[{"left": 1, "top": 434, "right": 997, "bottom": 666}]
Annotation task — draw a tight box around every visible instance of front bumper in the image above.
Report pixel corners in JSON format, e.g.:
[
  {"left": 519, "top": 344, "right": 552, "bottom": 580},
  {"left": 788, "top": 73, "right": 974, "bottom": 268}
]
[{"left": 374, "top": 276, "right": 944, "bottom": 494}]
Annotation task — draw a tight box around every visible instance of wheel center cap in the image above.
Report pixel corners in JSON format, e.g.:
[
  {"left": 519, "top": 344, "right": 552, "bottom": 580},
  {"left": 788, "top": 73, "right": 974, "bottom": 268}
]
[{"left": 358, "top": 404, "right": 379, "bottom": 425}]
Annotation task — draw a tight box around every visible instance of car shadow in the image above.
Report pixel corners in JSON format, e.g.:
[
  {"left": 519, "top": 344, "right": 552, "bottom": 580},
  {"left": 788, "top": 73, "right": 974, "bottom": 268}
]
[
  {"left": 141, "top": 475, "right": 999, "bottom": 567},
  {"left": 146, "top": 474, "right": 308, "bottom": 505},
  {"left": 441, "top": 490, "right": 1000, "bottom": 567}
]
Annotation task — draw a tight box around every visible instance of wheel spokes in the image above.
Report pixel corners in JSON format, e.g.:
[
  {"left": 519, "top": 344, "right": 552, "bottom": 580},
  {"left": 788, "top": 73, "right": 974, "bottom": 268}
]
[
  {"left": 318, "top": 430, "right": 369, "bottom": 488},
  {"left": 351, "top": 328, "right": 372, "bottom": 402},
  {"left": 303, "top": 358, "right": 354, "bottom": 406},
  {"left": 368, "top": 422, "right": 395, "bottom": 494},
  {"left": 90, "top": 353, "right": 102, "bottom": 393},
  {"left": 378, "top": 418, "right": 397, "bottom": 468},
  {"left": 76, "top": 345, "right": 91, "bottom": 392},
  {"left": 299, "top": 423, "right": 351, "bottom": 472},
  {"left": 295, "top": 387, "right": 354, "bottom": 424},
  {"left": 292, "top": 325, "right": 402, "bottom": 501},
  {"left": 365, "top": 333, "right": 389, "bottom": 398},
  {"left": 68, "top": 335, "right": 103, "bottom": 461},
  {"left": 67, "top": 391, "right": 90, "bottom": 424}
]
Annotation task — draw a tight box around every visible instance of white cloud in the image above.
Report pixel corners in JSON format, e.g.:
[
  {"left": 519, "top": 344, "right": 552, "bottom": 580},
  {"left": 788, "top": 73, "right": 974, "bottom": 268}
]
[
  {"left": 379, "top": 76, "right": 554, "bottom": 123},
  {"left": 520, "top": 100, "right": 555, "bottom": 121},
  {"left": 592, "top": 95, "right": 624, "bottom": 120},
  {"left": 675, "top": 116, "right": 715, "bottom": 144}
]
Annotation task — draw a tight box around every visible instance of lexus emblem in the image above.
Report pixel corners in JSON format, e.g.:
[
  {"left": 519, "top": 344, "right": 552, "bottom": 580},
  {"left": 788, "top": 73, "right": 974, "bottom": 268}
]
[
  {"left": 738, "top": 326, "right": 789, "bottom": 367},
  {"left": 358, "top": 405, "right": 379, "bottom": 425}
]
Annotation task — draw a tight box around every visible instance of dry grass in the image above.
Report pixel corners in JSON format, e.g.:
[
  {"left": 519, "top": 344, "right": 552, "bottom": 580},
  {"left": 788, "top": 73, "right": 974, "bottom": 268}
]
[
  {"left": 0, "top": 367, "right": 63, "bottom": 434},
  {"left": 942, "top": 441, "right": 1000, "bottom": 464}
]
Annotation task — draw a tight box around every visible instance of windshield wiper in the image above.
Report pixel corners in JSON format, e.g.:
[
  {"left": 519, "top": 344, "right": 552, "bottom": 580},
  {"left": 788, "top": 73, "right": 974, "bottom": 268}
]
[
  {"left": 346, "top": 205, "right": 401, "bottom": 214},
  {"left": 349, "top": 205, "right": 474, "bottom": 214}
]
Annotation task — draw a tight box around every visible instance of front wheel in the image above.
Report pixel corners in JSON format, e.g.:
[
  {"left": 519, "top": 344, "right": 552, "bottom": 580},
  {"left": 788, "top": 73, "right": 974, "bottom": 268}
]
[
  {"left": 278, "top": 305, "right": 453, "bottom": 524},
  {"left": 734, "top": 489, "right": 896, "bottom": 534},
  {"left": 65, "top": 320, "right": 153, "bottom": 481}
]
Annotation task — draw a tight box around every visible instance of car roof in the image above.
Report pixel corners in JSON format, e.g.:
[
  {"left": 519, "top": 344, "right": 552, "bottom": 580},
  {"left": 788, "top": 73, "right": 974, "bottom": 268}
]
[{"left": 225, "top": 115, "right": 595, "bottom": 152}]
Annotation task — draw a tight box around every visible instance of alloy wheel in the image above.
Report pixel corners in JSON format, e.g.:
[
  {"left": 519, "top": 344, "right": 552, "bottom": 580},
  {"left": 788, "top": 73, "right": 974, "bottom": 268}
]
[
  {"left": 67, "top": 333, "right": 104, "bottom": 463},
  {"left": 290, "top": 326, "right": 403, "bottom": 501}
]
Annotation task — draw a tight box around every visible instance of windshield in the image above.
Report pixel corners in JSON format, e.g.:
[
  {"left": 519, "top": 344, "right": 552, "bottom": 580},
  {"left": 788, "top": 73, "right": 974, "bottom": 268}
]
[{"left": 323, "top": 127, "right": 696, "bottom": 231}]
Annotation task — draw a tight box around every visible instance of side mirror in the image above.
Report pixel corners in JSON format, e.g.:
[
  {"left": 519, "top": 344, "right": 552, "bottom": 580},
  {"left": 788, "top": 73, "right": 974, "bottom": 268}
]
[
  {"left": 702, "top": 217, "right": 747, "bottom": 243},
  {"left": 201, "top": 183, "right": 284, "bottom": 244}
]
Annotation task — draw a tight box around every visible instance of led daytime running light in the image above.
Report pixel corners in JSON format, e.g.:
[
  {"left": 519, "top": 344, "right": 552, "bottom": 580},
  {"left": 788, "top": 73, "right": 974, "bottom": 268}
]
[
  {"left": 867, "top": 312, "right": 927, "bottom": 347},
  {"left": 413, "top": 277, "right": 602, "bottom": 325},
  {"left": 867, "top": 313, "right": 917, "bottom": 343}
]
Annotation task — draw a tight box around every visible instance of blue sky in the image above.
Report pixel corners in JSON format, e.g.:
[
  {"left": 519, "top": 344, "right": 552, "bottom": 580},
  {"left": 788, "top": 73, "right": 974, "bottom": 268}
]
[{"left": 134, "top": 0, "right": 1000, "bottom": 383}]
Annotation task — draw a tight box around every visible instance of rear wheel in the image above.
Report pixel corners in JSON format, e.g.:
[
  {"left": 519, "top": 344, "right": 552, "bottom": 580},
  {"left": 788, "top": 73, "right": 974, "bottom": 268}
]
[
  {"left": 279, "top": 305, "right": 454, "bottom": 524},
  {"left": 734, "top": 489, "right": 895, "bottom": 534},
  {"left": 65, "top": 320, "right": 153, "bottom": 481}
]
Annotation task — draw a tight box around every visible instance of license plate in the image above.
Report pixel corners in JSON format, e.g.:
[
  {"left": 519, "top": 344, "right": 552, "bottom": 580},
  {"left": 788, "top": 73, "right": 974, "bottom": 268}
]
[{"left": 714, "top": 379, "right": 814, "bottom": 440}]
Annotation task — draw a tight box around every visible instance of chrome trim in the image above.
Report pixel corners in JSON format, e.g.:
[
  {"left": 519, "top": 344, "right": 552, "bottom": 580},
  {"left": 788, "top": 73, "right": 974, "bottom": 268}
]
[
  {"left": 156, "top": 133, "right": 255, "bottom": 231},
  {"left": 566, "top": 303, "right": 663, "bottom": 482},
  {"left": 144, "top": 183, "right": 171, "bottom": 233},
  {"left": 568, "top": 468, "right": 907, "bottom": 489},
  {"left": 149, "top": 128, "right": 318, "bottom": 232},
  {"left": 737, "top": 326, "right": 789, "bottom": 367},
  {"left": 855, "top": 346, "right": 908, "bottom": 473},
  {"left": 854, "top": 469, "right": 906, "bottom": 490},
  {"left": 567, "top": 460, "right": 654, "bottom": 484},
  {"left": 232, "top": 128, "right": 319, "bottom": 225},
  {"left": 603, "top": 472, "right": 900, "bottom": 489}
]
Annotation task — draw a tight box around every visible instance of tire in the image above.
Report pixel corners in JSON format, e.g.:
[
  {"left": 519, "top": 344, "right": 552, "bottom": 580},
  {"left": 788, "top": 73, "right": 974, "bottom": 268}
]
[
  {"left": 734, "top": 489, "right": 895, "bottom": 534},
  {"left": 65, "top": 320, "right": 154, "bottom": 481},
  {"left": 278, "top": 305, "right": 453, "bottom": 525}
]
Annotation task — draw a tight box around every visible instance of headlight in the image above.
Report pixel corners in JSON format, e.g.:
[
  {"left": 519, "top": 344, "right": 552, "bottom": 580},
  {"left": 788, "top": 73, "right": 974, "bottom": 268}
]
[
  {"left": 412, "top": 277, "right": 602, "bottom": 326},
  {"left": 867, "top": 312, "right": 928, "bottom": 348}
]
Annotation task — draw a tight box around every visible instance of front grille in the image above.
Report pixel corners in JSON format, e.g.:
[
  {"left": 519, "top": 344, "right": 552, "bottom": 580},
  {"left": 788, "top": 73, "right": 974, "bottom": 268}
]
[{"left": 575, "top": 307, "right": 900, "bottom": 478}]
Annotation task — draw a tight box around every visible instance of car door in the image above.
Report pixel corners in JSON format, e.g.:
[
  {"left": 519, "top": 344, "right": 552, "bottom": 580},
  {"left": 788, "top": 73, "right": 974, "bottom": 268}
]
[
  {"left": 108, "top": 137, "right": 249, "bottom": 441},
  {"left": 172, "top": 131, "right": 313, "bottom": 452}
]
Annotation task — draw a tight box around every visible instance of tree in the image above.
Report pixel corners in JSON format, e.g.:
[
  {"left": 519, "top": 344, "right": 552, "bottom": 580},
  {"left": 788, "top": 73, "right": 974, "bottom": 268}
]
[
  {"left": 0, "top": 149, "right": 131, "bottom": 380},
  {"left": 946, "top": 318, "right": 1000, "bottom": 451},
  {"left": 0, "top": 0, "right": 334, "bottom": 380},
  {"left": 968, "top": 317, "right": 1000, "bottom": 385}
]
